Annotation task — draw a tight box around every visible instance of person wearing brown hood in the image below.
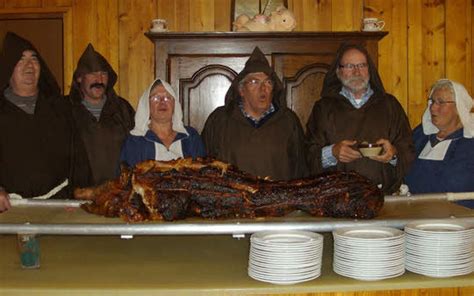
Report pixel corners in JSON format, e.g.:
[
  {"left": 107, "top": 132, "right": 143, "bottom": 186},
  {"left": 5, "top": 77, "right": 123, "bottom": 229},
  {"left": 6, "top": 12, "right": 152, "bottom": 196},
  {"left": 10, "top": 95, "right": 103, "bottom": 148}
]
[
  {"left": 306, "top": 43, "right": 414, "bottom": 194},
  {"left": 66, "top": 44, "right": 134, "bottom": 187},
  {"left": 202, "top": 47, "right": 307, "bottom": 180},
  {"left": 0, "top": 32, "right": 73, "bottom": 212}
]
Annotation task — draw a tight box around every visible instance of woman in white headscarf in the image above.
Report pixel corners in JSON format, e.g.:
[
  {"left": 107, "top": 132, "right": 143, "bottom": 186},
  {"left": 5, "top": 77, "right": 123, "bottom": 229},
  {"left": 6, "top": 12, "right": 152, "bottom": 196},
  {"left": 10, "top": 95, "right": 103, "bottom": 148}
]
[
  {"left": 405, "top": 79, "right": 474, "bottom": 208},
  {"left": 119, "top": 79, "right": 205, "bottom": 167}
]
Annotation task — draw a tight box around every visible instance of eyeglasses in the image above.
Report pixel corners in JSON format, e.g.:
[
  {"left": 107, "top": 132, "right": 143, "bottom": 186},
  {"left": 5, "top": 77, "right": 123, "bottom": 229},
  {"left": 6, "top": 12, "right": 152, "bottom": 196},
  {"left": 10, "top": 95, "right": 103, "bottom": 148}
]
[
  {"left": 149, "top": 95, "right": 173, "bottom": 103},
  {"left": 339, "top": 63, "right": 368, "bottom": 71},
  {"left": 245, "top": 78, "right": 274, "bottom": 88},
  {"left": 428, "top": 98, "right": 456, "bottom": 106}
]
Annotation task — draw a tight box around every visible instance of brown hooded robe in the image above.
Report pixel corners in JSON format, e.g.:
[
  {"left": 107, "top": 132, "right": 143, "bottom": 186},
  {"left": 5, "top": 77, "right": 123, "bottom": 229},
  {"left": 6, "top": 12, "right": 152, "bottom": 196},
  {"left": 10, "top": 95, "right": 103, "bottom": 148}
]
[
  {"left": 305, "top": 44, "right": 414, "bottom": 194},
  {"left": 66, "top": 44, "right": 135, "bottom": 187},
  {"left": 202, "top": 47, "right": 308, "bottom": 180},
  {"left": 0, "top": 32, "right": 72, "bottom": 198}
]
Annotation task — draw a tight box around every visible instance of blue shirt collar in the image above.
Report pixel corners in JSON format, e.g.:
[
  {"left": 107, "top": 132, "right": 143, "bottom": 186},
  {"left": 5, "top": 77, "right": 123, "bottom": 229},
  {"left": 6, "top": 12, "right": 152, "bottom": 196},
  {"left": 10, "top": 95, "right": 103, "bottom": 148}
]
[
  {"left": 339, "top": 84, "right": 374, "bottom": 109},
  {"left": 238, "top": 101, "right": 276, "bottom": 127},
  {"left": 144, "top": 129, "right": 188, "bottom": 144}
]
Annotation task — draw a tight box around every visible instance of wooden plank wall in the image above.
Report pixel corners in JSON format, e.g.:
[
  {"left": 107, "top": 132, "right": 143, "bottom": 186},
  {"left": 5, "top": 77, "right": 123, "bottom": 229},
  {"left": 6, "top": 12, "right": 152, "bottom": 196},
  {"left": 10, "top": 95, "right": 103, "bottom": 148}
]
[{"left": 0, "top": 0, "right": 472, "bottom": 128}]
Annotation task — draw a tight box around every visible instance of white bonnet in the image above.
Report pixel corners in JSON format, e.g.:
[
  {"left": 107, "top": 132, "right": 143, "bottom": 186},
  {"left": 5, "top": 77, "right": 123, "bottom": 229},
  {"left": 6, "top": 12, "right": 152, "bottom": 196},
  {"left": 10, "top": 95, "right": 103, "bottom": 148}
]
[
  {"left": 130, "top": 78, "right": 187, "bottom": 136},
  {"left": 422, "top": 79, "right": 474, "bottom": 138}
]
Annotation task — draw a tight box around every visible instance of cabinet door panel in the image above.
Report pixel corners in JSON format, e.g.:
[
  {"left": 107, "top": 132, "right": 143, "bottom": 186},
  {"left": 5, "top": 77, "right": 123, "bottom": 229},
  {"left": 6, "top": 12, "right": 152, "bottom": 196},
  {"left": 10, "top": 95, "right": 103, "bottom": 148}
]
[{"left": 170, "top": 56, "right": 247, "bottom": 132}]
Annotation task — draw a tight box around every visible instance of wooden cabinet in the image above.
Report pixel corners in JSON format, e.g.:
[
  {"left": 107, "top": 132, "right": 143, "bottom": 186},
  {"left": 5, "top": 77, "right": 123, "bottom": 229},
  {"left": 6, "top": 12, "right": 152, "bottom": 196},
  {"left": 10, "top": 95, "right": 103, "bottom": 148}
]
[{"left": 146, "top": 32, "right": 387, "bottom": 132}]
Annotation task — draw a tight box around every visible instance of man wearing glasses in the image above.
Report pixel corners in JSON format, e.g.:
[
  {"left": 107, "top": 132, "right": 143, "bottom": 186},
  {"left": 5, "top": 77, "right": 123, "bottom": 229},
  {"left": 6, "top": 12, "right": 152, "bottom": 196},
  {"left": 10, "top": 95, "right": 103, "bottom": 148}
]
[
  {"left": 306, "top": 44, "right": 414, "bottom": 194},
  {"left": 202, "top": 47, "right": 307, "bottom": 180}
]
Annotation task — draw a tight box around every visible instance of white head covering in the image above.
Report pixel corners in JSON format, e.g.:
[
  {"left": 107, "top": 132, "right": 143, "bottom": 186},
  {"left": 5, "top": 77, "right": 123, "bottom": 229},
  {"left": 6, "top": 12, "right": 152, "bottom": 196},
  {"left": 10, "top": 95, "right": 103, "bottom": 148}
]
[
  {"left": 130, "top": 78, "right": 188, "bottom": 136},
  {"left": 422, "top": 79, "right": 474, "bottom": 138}
]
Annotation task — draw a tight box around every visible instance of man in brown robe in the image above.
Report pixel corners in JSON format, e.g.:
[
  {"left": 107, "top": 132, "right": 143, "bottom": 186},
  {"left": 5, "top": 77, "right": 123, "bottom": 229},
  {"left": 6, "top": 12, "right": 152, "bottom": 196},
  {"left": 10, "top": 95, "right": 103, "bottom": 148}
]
[
  {"left": 202, "top": 47, "right": 307, "bottom": 180},
  {"left": 0, "top": 32, "right": 73, "bottom": 211},
  {"left": 306, "top": 44, "right": 414, "bottom": 194},
  {"left": 67, "top": 44, "right": 135, "bottom": 187}
]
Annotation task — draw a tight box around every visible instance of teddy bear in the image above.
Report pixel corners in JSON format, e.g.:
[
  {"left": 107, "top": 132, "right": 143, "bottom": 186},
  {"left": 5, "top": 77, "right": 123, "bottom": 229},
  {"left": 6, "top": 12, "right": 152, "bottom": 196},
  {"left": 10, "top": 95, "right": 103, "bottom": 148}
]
[{"left": 233, "top": 6, "right": 297, "bottom": 32}]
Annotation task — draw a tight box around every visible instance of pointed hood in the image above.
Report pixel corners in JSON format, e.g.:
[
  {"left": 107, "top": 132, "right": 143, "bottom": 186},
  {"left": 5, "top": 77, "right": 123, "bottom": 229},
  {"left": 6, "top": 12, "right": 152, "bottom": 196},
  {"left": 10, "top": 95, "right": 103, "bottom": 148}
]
[
  {"left": 321, "top": 43, "right": 385, "bottom": 97},
  {"left": 130, "top": 78, "right": 187, "bottom": 136},
  {"left": 0, "top": 32, "right": 60, "bottom": 97},
  {"left": 224, "top": 46, "right": 286, "bottom": 108},
  {"left": 422, "top": 79, "right": 474, "bottom": 138},
  {"left": 69, "top": 43, "right": 118, "bottom": 100}
]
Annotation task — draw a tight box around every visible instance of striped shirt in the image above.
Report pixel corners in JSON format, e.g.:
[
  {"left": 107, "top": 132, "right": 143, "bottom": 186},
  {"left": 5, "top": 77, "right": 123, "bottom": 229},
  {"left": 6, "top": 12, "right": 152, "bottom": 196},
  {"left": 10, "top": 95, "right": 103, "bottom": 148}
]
[
  {"left": 82, "top": 96, "right": 106, "bottom": 120},
  {"left": 4, "top": 87, "right": 37, "bottom": 114}
]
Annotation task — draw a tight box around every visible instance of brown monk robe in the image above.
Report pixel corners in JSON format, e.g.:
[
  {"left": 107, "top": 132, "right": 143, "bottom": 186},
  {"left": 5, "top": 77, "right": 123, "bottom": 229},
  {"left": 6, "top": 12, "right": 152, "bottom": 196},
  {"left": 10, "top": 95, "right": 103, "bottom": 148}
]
[
  {"left": 0, "top": 32, "right": 73, "bottom": 200},
  {"left": 66, "top": 44, "right": 135, "bottom": 187},
  {"left": 306, "top": 43, "right": 414, "bottom": 194},
  {"left": 202, "top": 47, "right": 308, "bottom": 180}
]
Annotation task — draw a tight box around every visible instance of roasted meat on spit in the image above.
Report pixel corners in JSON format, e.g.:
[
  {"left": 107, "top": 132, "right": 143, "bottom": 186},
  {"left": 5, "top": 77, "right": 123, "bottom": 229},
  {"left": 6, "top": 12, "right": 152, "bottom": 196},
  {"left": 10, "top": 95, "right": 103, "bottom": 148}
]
[{"left": 74, "top": 158, "right": 384, "bottom": 221}]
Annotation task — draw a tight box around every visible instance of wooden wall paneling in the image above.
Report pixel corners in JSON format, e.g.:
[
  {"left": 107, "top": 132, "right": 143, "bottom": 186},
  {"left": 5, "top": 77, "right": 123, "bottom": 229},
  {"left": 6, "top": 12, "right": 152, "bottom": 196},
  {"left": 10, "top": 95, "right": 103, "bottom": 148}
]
[
  {"left": 310, "top": 0, "right": 332, "bottom": 31},
  {"left": 251, "top": 287, "right": 474, "bottom": 295},
  {"left": 364, "top": 0, "right": 409, "bottom": 112},
  {"left": 363, "top": 0, "right": 407, "bottom": 119},
  {"left": 95, "top": 0, "right": 119, "bottom": 85},
  {"left": 0, "top": 1, "right": 4, "bottom": 9},
  {"left": 331, "top": 0, "right": 360, "bottom": 31},
  {"left": 352, "top": 0, "right": 364, "bottom": 31},
  {"left": 189, "top": 0, "right": 214, "bottom": 31},
  {"left": 214, "top": 0, "right": 230, "bottom": 32},
  {"left": 157, "top": 0, "right": 177, "bottom": 31},
  {"left": 4, "top": 0, "right": 41, "bottom": 8},
  {"left": 407, "top": 0, "right": 425, "bottom": 127},
  {"left": 71, "top": 0, "right": 97, "bottom": 64},
  {"left": 118, "top": 0, "right": 156, "bottom": 108},
  {"left": 446, "top": 0, "right": 472, "bottom": 91},
  {"left": 461, "top": 286, "right": 474, "bottom": 295},
  {"left": 175, "top": 0, "right": 190, "bottom": 32},
  {"left": 62, "top": 7, "right": 73, "bottom": 92},
  {"left": 42, "top": 0, "right": 73, "bottom": 7},
  {"left": 290, "top": 0, "right": 332, "bottom": 31},
  {"left": 422, "top": 0, "right": 445, "bottom": 107}
]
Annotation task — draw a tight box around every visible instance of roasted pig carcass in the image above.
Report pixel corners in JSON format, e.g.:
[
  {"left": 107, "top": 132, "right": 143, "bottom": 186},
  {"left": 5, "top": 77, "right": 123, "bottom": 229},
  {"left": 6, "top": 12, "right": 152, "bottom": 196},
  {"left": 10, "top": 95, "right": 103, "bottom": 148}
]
[{"left": 74, "top": 158, "right": 384, "bottom": 221}]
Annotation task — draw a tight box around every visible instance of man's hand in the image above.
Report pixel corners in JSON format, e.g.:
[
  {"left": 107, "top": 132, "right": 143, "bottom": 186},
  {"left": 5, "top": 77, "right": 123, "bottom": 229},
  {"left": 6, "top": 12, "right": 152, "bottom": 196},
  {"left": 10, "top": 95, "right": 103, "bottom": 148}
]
[
  {"left": 0, "top": 188, "right": 11, "bottom": 213},
  {"left": 369, "top": 138, "right": 397, "bottom": 163},
  {"left": 332, "top": 140, "right": 362, "bottom": 163}
]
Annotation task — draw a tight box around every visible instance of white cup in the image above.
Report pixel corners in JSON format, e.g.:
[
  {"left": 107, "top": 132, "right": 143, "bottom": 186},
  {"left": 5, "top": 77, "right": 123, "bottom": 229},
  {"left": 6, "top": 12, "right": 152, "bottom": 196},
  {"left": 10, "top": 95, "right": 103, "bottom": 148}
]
[
  {"left": 362, "top": 18, "right": 385, "bottom": 31},
  {"left": 151, "top": 19, "right": 168, "bottom": 32}
]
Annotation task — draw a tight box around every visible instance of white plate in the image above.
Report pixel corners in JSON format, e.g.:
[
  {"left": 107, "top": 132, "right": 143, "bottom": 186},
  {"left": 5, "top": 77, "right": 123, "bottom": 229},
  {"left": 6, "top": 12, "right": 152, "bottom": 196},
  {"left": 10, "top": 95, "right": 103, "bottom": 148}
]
[
  {"left": 251, "top": 230, "right": 323, "bottom": 244},
  {"left": 334, "top": 227, "right": 404, "bottom": 240},
  {"left": 405, "top": 220, "right": 473, "bottom": 233},
  {"left": 248, "top": 270, "right": 320, "bottom": 285}
]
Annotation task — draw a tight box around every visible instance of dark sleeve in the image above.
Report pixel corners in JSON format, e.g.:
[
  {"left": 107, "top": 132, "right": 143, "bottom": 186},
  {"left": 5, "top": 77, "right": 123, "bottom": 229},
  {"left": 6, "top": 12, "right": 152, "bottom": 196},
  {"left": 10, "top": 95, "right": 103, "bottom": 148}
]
[
  {"left": 288, "top": 113, "right": 308, "bottom": 179},
  {"left": 386, "top": 95, "right": 415, "bottom": 193},
  {"left": 305, "top": 101, "right": 325, "bottom": 176},
  {"left": 185, "top": 127, "right": 206, "bottom": 158},
  {"left": 201, "top": 109, "right": 221, "bottom": 157},
  {"left": 118, "top": 96, "right": 136, "bottom": 131},
  {"left": 65, "top": 98, "right": 93, "bottom": 189},
  {"left": 119, "top": 135, "right": 143, "bottom": 168}
]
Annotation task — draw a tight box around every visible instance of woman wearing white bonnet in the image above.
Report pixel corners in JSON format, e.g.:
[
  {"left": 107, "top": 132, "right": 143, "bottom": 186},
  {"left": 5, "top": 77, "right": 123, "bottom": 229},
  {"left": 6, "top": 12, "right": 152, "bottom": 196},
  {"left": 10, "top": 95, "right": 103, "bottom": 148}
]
[
  {"left": 119, "top": 79, "right": 205, "bottom": 167},
  {"left": 405, "top": 79, "right": 474, "bottom": 208}
]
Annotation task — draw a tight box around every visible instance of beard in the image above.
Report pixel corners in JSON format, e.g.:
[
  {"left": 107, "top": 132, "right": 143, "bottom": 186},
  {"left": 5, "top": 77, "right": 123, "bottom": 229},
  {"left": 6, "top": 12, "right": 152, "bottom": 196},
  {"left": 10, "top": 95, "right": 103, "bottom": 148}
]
[{"left": 339, "top": 75, "right": 370, "bottom": 93}]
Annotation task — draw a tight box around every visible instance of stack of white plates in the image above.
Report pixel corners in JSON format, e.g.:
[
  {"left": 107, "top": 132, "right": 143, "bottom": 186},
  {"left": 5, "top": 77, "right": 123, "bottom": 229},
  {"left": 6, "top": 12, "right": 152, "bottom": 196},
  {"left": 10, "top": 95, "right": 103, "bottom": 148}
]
[
  {"left": 248, "top": 230, "right": 323, "bottom": 285},
  {"left": 405, "top": 220, "right": 474, "bottom": 277},
  {"left": 333, "top": 227, "right": 405, "bottom": 281}
]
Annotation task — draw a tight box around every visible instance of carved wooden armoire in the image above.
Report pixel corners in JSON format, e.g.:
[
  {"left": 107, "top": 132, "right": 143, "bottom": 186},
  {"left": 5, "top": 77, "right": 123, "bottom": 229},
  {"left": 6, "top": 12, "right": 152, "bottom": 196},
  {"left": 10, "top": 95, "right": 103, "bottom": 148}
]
[{"left": 146, "top": 32, "right": 386, "bottom": 132}]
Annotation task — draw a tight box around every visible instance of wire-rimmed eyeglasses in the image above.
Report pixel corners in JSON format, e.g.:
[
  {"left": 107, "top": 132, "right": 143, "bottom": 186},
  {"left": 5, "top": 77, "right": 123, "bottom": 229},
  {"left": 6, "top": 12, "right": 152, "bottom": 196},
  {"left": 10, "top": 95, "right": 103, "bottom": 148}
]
[
  {"left": 149, "top": 95, "right": 173, "bottom": 103},
  {"left": 339, "top": 63, "right": 368, "bottom": 71},
  {"left": 428, "top": 98, "right": 456, "bottom": 106},
  {"left": 244, "top": 78, "right": 274, "bottom": 88}
]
